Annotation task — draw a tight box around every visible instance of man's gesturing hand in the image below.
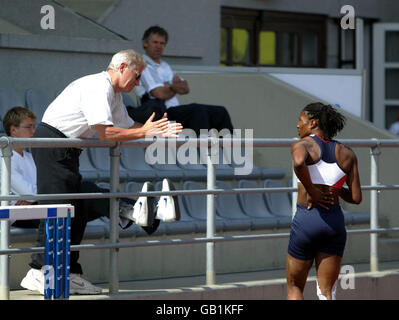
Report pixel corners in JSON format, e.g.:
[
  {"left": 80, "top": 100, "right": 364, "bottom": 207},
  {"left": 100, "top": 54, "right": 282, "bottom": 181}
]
[{"left": 143, "top": 112, "right": 183, "bottom": 138}]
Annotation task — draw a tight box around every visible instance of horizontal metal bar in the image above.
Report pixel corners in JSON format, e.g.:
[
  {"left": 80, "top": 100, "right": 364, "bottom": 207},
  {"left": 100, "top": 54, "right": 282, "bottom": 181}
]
[
  {"left": 1, "top": 137, "right": 399, "bottom": 150},
  {"left": 1, "top": 185, "right": 398, "bottom": 202},
  {"left": 0, "top": 137, "right": 116, "bottom": 149},
  {"left": 2, "top": 227, "right": 399, "bottom": 256},
  {"left": 0, "top": 188, "right": 297, "bottom": 202}
]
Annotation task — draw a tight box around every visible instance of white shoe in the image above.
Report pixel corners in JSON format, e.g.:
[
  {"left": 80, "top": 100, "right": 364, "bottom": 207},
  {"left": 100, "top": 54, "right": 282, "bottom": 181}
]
[
  {"left": 69, "top": 273, "right": 102, "bottom": 295},
  {"left": 130, "top": 182, "right": 155, "bottom": 227},
  {"left": 156, "top": 179, "right": 181, "bottom": 222},
  {"left": 20, "top": 268, "right": 45, "bottom": 295}
]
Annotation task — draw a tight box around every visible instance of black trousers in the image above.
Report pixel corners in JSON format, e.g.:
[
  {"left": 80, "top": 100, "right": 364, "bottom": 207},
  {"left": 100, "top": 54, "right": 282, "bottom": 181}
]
[
  {"left": 29, "top": 122, "right": 158, "bottom": 274},
  {"left": 29, "top": 122, "right": 122, "bottom": 275},
  {"left": 168, "top": 103, "right": 234, "bottom": 136},
  {"left": 127, "top": 100, "right": 234, "bottom": 136}
]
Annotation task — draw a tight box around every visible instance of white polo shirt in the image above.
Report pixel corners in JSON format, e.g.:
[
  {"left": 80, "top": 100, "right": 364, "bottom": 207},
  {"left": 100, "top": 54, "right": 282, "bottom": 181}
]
[
  {"left": 42, "top": 71, "right": 134, "bottom": 138},
  {"left": 135, "top": 54, "right": 180, "bottom": 109},
  {"left": 6, "top": 150, "right": 37, "bottom": 205},
  {"left": 0, "top": 150, "right": 37, "bottom": 223}
]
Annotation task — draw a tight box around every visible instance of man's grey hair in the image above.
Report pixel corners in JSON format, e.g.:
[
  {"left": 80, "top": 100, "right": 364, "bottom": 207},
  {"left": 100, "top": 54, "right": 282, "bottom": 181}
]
[{"left": 107, "top": 49, "right": 146, "bottom": 71}]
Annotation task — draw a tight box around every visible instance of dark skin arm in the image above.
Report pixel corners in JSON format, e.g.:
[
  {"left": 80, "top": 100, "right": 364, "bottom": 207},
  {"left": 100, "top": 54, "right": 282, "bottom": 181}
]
[{"left": 335, "top": 144, "right": 362, "bottom": 204}]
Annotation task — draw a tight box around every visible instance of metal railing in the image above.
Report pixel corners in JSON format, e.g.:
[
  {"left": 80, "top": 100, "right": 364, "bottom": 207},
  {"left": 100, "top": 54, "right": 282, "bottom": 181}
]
[{"left": 1, "top": 136, "right": 399, "bottom": 300}]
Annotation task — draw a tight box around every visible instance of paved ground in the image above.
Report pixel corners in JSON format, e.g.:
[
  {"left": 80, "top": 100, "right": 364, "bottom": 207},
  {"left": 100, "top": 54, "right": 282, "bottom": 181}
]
[{"left": 9, "top": 260, "right": 399, "bottom": 300}]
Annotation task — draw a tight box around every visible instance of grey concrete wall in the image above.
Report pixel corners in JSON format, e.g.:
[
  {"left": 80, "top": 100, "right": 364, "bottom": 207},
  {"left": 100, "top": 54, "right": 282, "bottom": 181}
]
[
  {"left": 0, "top": 0, "right": 122, "bottom": 39},
  {"left": 0, "top": 34, "right": 136, "bottom": 104},
  {"left": 100, "top": 0, "right": 221, "bottom": 65}
]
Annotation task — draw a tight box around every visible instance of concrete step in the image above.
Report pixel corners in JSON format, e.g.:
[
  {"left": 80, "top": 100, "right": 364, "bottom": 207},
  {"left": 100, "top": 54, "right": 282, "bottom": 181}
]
[{"left": 10, "top": 260, "right": 399, "bottom": 300}]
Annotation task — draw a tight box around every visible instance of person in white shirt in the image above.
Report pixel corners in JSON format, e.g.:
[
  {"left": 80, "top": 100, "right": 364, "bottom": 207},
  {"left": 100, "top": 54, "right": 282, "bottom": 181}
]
[
  {"left": 130, "top": 26, "right": 234, "bottom": 136},
  {"left": 2, "top": 107, "right": 39, "bottom": 228},
  {"left": 21, "top": 49, "right": 183, "bottom": 295},
  {"left": 389, "top": 112, "right": 399, "bottom": 136}
]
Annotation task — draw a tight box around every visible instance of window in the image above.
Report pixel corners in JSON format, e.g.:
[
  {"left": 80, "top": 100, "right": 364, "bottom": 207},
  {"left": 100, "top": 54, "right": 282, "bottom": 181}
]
[
  {"left": 386, "top": 31, "right": 399, "bottom": 62},
  {"left": 221, "top": 8, "right": 327, "bottom": 68},
  {"left": 339, "top": 27, "right": 356, "bottom": 68},
  {"left": 220, "top": 8, "right": 257, "bottom": 66},
  {"left": 259, "top": 31, "right": 276, "bottom": 65}
]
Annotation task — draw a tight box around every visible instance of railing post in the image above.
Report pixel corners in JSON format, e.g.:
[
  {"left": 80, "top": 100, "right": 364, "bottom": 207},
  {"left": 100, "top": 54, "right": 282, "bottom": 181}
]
[
  {"left": 109, "top": 143, "right": 120, "bottom": 294},
  {"left": 0, "top": 144, "right": 12, "bottom": 300},
  {"left": 370, "top": 143, "right": 381, "bottom": 272},
  {"left": 206, "top": 140, "right": 216, "bottom": 285}
]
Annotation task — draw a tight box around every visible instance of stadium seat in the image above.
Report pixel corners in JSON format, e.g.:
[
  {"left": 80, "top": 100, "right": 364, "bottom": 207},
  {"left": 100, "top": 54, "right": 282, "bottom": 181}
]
[
  {"left": 237, "top": 180, "right": 279, "bottom": 229},
  {"left": 120, "top": 147, "right": 157, "bottom": 181},
  {"left": 0, "top": 88, "right": 24, "bottom": 133},
  {"left": 0, "top": 87, "right": 24, "bottom": 112},
  {"left": 215, "top": 180, "right": 251, "bottom": 231},
  {"left": 182, "top": 181, "right": 224, "bottom": 232},
  {"left": 225, "top": 144, "right": 262, "bottom": 179},
  {"left": 199, "top": 147, "right": 235, "bottom": 180},
  {"left": 263, "top": 179, "right": 292, "bottom": 227},
  {"left": 79, "top": 148, "right": 99, "bottom": 181},
  {"left": 261, "top": 168, "right": 286, "bottom": 179},
  {"left": 95, "top": 181, "right": 110, "bottom": 190},
  {"left": 88, "top": 147, "right": 129, "bottom": 181},
  {"left": 147, "top": 144, "right": 184, "bottom": 180},
  {"left": 341, "top": 209, "right": 370, "bottom": 225},
  {"left": 176, "top": 147, "right": 207, "bottom": 180},
  {"left": 25, "top": 88, "right": 51, "bottom": 121}
]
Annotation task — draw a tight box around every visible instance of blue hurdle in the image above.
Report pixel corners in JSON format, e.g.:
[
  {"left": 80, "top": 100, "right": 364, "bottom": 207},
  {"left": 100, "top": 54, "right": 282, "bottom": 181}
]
[{"left": 0, "top": 204, "right": 74, "bottom": 300}]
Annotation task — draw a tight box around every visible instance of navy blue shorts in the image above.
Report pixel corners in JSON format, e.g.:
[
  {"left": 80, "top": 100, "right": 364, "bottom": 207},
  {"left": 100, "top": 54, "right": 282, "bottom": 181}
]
[{"left": 288, "top": 204, "right": 347, "bottom": 260}]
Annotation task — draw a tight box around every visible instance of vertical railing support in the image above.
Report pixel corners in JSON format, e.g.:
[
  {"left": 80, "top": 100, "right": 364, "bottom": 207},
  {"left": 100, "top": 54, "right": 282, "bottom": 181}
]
[
  {"left": 370, "top": 143, "right": 381, "bottom": 272},
  {"left": 109, "top": 143, "right": 120, "bottom": 294},
  {"left": 0, "top": 144, "right": 12, "bottom": 300},
  {"left": 206, "top": 139, "right": 216, "bottom": 285}
]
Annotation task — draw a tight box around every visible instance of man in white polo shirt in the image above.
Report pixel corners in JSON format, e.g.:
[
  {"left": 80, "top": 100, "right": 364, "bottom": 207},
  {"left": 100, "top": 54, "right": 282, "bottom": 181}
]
[
  {"left": 129, "top": 26, "right": 234, "bottom": 136},
  {"left": 21, "top": 49, "right": 182, "bottom": 295}
]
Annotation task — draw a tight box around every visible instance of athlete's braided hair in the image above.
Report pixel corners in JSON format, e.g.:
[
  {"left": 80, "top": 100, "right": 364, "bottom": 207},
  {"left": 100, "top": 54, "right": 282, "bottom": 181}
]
[{"left": 303, "top": 102, "right": 346, "bottom": 139}]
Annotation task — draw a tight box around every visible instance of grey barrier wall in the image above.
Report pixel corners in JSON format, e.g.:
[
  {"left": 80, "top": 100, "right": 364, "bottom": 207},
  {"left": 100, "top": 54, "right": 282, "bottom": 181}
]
[{"left": 1, "top": 137, "right": 399, "bottom": 299}]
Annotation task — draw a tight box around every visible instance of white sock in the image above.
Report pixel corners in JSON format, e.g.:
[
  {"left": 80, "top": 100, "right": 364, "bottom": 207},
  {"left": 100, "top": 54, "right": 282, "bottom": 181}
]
[{"left": 316, "top": 279, "right": 337, "bottom": 300}]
